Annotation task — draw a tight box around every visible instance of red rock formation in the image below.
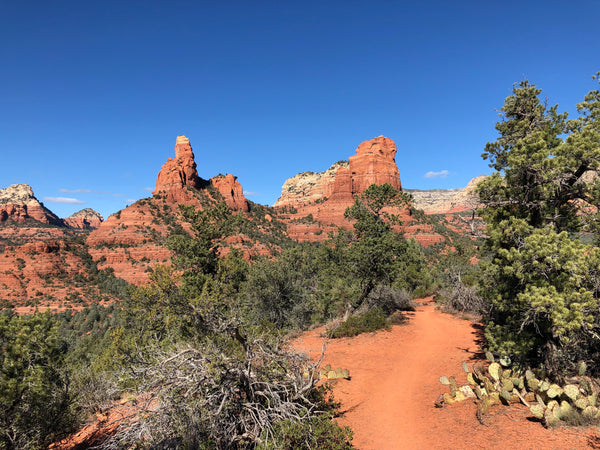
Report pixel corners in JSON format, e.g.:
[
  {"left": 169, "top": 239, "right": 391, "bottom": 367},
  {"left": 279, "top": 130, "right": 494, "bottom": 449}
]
[
  {"left": 0, "top": 184, "right": 63, "bottom": 225},
  {"left": 275, "top": 136, "right": 402, "bottom": 211},
  {"left": 348, "top": 136, "right": 402, "bottom": 193},
  {"left": 87, "top": 135, "right": 256, "bottom": 284},
  {"left": 64, "top": 208, "right": 103, "bottom": 229},
  {"left": 273, "top": 136, "right": 463, "bottom": 246},
  {"left": 153, "top": 135, "right": 206, "bottom": 203},
  {"left": 86, "top": 201, "right": 175, "bottom": 285},
  {"left": 210, "top": 174, "right": 248, "bottom": 212},
  {"left": 274, "top": 136, "right": 411, "bottom": 241}
]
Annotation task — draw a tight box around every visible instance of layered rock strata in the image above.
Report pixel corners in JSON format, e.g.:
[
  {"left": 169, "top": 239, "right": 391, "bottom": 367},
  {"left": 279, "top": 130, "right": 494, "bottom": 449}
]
[
  {"left": 88, "top": 135, "right": 251, "bottom": 284},
  {"left": 0, "top": 184, "right": 63, "bottom": 225},
  {"left": 275, "top": 136, "right": 401, "bottom": 210},
  {"left": 63, "top": 208, "right": 104, "bottom": 229},
  {"left": 273, "top": 136, "right": 426, "bottom": 242},
  {"left": 407, "top": 175, "right": 487, "bottom": 214},
  {"left": 211, "top": 174, "right": 249, "bottom": 212}
]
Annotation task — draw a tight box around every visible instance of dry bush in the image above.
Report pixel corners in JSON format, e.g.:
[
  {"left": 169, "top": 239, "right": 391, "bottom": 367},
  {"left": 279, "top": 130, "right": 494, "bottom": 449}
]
[{"left": 99, "top": 333, "right": 331, "bottom": 449}]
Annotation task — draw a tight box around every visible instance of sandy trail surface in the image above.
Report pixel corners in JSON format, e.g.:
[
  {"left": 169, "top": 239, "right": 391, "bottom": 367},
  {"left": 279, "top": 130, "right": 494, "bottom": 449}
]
[{"left": 294, "top": 298, "right": 598, "bottom": 449}]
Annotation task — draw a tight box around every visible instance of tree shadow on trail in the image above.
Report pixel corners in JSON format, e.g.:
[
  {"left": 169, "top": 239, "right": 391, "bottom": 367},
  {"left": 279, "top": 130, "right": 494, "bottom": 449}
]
[{"left": 462, "top": 323, "right": 487, "bottom": 362}]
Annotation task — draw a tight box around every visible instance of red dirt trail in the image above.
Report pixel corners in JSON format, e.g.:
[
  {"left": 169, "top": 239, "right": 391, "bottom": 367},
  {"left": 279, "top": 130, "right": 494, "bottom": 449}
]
[{"left": 294, "top": 298, "right": 598, "bottom": 450}]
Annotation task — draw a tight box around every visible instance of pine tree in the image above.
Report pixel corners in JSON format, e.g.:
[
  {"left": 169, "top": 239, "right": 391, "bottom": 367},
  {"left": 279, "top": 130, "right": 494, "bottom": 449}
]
[{"left": 478, "top": 74, "right": 600, "bottom": 377}]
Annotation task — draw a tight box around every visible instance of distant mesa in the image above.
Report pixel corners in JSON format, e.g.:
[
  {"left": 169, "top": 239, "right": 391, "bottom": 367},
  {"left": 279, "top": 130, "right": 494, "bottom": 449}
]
[
  {"left": 0, "top": 184, "right": 103, "bottom": 229},
  {"left": 273, "top": 135, "right": 477, "bottom": 246},
  {"left": 407, "top": 175, "right": 487, "bottom": 214}
]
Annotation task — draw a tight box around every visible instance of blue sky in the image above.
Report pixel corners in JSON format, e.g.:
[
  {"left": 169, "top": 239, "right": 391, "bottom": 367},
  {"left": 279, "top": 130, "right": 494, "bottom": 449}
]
[{"left": 1, "top": 1, "right": 598, "bottom": 219}]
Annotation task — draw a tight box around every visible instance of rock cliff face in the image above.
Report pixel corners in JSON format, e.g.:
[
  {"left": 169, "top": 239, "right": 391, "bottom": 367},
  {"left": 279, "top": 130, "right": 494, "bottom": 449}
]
[
  {"left": 275, "top": 136, "right": 401, "bottom": 210},
  {"left": 275, "top": 161, "right": 349, "bottom": 209},
  {"left": 348, "top": 136, "right": 402, "bottom": 193},
  {"left": 274, "top": 136, "right": 417, "bottom": 242},
  {"left": 211, "top": 174, "right": 249, "bottom": 212},
  {"left": 63, "top": 208, "right": 104, "bottom": 229},
  {"left": 407, "top": 175, "right": 487, "bottom": 214},
  {"left": 0, "top": 184, "right": 63, "bottom": 225},
  {"left": 151, "top": 135, "right": 248, "bottom": 211},
  {"left": 154, "top": 135, "right": 202, "bottom": 192}
]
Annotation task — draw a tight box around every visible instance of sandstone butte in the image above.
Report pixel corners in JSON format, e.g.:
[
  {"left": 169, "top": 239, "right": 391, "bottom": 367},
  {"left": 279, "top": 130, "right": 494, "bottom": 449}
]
[
  {"left": 87, "top": 135, "right": 253, "bottom": 285},
  {"left": 274, "top": 136, "right": 449, "bottom": 245},
  {"left": 0, "top": 184, "right": 64, "bottom": 226}
]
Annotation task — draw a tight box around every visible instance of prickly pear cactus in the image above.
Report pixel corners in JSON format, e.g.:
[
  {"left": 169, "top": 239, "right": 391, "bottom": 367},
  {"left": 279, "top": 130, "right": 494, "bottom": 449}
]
[
  {"left": 320, "top": 365, "right": 351, "bottom": 381},
  {"left": 439, "top": 356, "right": 600, "bottom": 428}
]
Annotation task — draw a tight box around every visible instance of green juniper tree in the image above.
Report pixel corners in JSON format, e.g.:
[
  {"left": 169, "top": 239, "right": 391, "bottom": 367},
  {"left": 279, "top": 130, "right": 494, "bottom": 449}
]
[
  {"left": 343, "top": 183, "right": 425, "bottom": 312},
  {"left": 478, "top": 74, "right": 600, "bottom": 377},
  {"left": 0, "top": 312, "right": 76, "bottom": 449}
]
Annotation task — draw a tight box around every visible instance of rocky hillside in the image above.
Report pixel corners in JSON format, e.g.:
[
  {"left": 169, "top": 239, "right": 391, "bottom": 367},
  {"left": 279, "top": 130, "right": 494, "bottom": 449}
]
[
  {"left": 87, "top": 135, "right": 288, "bottom": 285},
  {"left": 0, "top": 185, "right": 111, "bottom": 311}
]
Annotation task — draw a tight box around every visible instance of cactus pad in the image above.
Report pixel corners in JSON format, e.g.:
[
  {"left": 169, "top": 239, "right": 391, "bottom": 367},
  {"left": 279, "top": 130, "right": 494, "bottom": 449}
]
[
  {"left": 547, "top": 384, "right": 563, "bottom": 399},
  {"left": 582, "top": 405, "right": 598, "bottom": 419},
  {"left": 530, "top": 404, "right": 545, "bottom": 419},
  {"left": 502, "top": 379, "right": 514, "bottom": 392},
  {"left": 527, "top": 378, "right": 540, "bottom": 391},
  {"left": 460, "top": 385, "right": 476, "bottom": 399},
  {"left": 488, "top": 362, "right": 501, "bottom": 381},
  {"left": 563, "top": 384, "right": 579, "bottom": 401},
  {"left": 575, "top": 398, "right": 589, "bottom": 410},
  {"left": 500, "top": 389, "right": 512, "bottom": 404}
]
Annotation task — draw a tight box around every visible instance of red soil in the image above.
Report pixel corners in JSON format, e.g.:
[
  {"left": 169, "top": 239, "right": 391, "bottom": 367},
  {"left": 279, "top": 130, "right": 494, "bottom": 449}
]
[{"left": 294, "top": 298, "right": 598, "bottom": 449}]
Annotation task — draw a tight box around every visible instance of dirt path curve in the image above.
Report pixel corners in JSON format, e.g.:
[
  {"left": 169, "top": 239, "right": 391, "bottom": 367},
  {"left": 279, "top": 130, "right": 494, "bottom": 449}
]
[{"left": 294, "top": 298, "right": 597, "bottom": 449}]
